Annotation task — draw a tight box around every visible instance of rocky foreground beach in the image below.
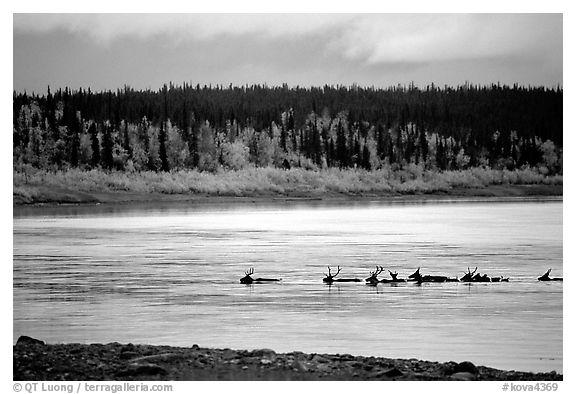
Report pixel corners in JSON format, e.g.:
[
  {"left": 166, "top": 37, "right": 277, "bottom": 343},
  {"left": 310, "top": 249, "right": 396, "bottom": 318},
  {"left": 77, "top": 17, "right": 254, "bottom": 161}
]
[{"left": 13, "top": 336, "right": 562, "bottom": 381}]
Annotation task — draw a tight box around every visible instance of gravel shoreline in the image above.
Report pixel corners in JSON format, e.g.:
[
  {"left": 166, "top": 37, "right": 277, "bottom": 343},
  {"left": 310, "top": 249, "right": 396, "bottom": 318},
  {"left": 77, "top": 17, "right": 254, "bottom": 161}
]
[{"left": 13, "top": 336, "right": 562, "bottom": 381}]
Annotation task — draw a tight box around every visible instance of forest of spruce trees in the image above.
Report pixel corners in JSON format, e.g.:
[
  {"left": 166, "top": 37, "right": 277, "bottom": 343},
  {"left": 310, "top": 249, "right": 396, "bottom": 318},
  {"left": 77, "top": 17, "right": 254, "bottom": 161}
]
[{"left": 13, "top": 83, "right": 563, "bottom": 175}]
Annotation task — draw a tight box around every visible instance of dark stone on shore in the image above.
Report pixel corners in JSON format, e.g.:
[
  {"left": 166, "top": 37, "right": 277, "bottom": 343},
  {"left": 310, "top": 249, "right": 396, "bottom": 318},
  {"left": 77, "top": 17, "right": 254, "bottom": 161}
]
[
  {"left": 251, "top": 349, "right": 276, "bottom": 359},
  {"left": 121, "top": 343, "right": 136, "bottom": 352},
  {"left": 454, "top": 361, "right": 479, "bottom": 375},
  {"left": 119, "top": 351, "right": 140, "bottom": 360},
  {"left": 116, "top": 362, "right": 168, "bottom": 377},
  {"left": 221, "top": 349, "right": 238, "bottom": 360},
  {"left": 311, "top": 354, "right": 329, "bottom": 364},
  {"left": 441, "top": 361, "right": 458, "bottom": 375},
  {"left": 450, "top": 372, "right": 477, "bottom": 381},
  {"left": 383, "top": 367, "right": 404, "bottom": 378},
  {"left": 336, "top": 354, "right": 355, "bottom": 361},
  {"left": 16, "top": 336, "right": 45, "bottom": 346}
]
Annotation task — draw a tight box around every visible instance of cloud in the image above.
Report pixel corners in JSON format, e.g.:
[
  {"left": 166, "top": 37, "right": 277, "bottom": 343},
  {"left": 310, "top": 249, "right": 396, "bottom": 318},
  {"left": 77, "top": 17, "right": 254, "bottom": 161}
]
[
  {"left": 332, "top": 14, "right": 562, "bottom": 64},
  {"left": 14, "top": 13, "right": 562, "bottom": 65},
  {"left": 13, "top": 14, "right": 353, "bottom": 43}
]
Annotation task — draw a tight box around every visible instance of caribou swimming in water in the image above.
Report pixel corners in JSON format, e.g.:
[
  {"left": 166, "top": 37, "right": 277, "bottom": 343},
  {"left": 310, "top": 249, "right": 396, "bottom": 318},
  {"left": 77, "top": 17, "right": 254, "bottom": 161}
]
[
  {"left": 238, "top": 266, "right": 553, "bottom": 285},
  {"left": 538, "top": 268, "right": 563, "bottom": 281},
  {"left": 460, "top": 267, "right": 510, "bottom": 282},
  {"left": 239, "top": 268, "right": 281, "bottom": 284},
  {"left": 364, "top": 266, "right": 407, "bottom": 285},
  {"left": 379, "top": 270, "right": 407, "bottom": 283},
  {"left": 408, "top": 267, "right": 459, "bottom": 283},
  {"left": 323, "top": 266, "right": 362, "bottom": 284},
  {"left": 365, "top": 266, "right": 385, "bottom": 285},
  {"left": 460, "top": 267, "right": 478, "bottom": 282}
]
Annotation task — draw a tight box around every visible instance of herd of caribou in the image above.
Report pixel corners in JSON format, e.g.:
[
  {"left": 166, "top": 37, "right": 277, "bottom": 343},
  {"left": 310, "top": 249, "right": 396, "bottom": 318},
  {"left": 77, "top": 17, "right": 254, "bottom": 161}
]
[{"left": 239, "top": 266, "right": 563, "bottom": 284}]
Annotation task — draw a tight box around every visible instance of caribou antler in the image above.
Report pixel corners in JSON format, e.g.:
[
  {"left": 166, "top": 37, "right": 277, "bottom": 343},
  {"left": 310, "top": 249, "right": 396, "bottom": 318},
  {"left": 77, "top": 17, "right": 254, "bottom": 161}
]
[
  {"left": 323, "top": 266, "right": 342, "bottom": 283},
  {"left": 240, "top": 267, "right": 255, "bottom": 284},
  {"left": 408, "top": 267, "right": 421, "bottom": 279},
  {"left": 370, "top": 266, "right": 384, "bottom": 277},
  {"left": 366, "top": 266, "right": 384, "bottom": 283},
  {"left": 464, "top": 267, "right": 477, "bottom": 276},
  {"left": 460, "top": 266, "right": 478, "bottom": 282},
  {"left": 328, "top": 266, "right": 342, "bottom": 278},
  {"left": 326, "top": 266, "right": 342, "bottom": 279}
]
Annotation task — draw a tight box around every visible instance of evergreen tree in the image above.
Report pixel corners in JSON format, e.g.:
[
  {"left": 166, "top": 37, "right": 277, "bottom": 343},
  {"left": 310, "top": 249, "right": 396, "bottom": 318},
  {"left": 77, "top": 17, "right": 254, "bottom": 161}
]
[
  {"left": 69, "top": 129, "right": 80, "bottom": 167},
  {"left": 419, "top": 127, "right": 428, "bottom": 165},
  {"left": 436, "top": 137, "right": 446, "bottom": 170},
  {"left": 353, "top": 137, "right": 360, "bottom": 167},
  {"left": 159, "top": 121, "right": 170, "bottom": 172},
  {"left": 68, "top": 112, "right": 81, "bottom": 167},
  {"left": 190, "top": 126, "right": 199, "bottom": 168},
  {"left": 395, "top": 130, "right": 403, "bottom": 166},
  {"left": 310, "top": 117, "right": 322, "bottom": 166},
  {"left": 388, "top": 138, "right": 395, "bottom": 164},
  {"left": 327, "top": 138, "right": 335, "bottom": 167},
  {"left": 361, "top": 144, "right": 371, "bottom": 170},
  {"left": 45, "top": 86, "right": 57, "bottom": 137},
  {"left": 376, "top": 124, "right": 386, "bottom": 160},
  {"left": 122, "top": 121, "right": 132, "bottom": 159},
  {"left": 336, "top": 119, "right": 348, "bottom": 168},
  {"left": 101, "top": 124, "right": 114, "bottom": 170},
  {"left": 89, "top": 123, "right": 100, "bottom": 168},
  {"left": 280, "top": 124, "right": 287, "bottom": 151},
  {"left": 404, "top": 129, "right": 415, "bottom": 163}
]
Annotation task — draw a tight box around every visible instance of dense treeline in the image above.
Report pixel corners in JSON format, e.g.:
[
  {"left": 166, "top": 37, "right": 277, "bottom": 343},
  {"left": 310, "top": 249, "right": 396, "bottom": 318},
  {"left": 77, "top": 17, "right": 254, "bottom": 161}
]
[{"left": 13, "top": 83, "right": 563, "bottom": 174}]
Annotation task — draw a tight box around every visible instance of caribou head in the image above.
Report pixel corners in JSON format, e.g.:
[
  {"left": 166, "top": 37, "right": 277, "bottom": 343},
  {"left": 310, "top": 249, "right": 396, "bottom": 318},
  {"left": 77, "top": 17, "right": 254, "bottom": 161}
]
[
  {"left": 388, "top": 270, "right": 401, "bottom": 281},
  {"left": 460, "top": 267, "right": 477, "bottom": 282},
  {"left": 240, "top": 267, "right": 255, "bottom": 284},
  {"left": 323, "top": 266, "right": 342, "bottom": 283},
  {"left": 365, "top": 266, "right": 384, "bottom": 285},
  {"left": 538, "top": 268, "right": 562, "bottom": 281},
  {"left": 538, "top": 268, "right": 552, "bottom": 281},
  {"left": 408, "top": 267, "right": 422, "bottom": 281}
]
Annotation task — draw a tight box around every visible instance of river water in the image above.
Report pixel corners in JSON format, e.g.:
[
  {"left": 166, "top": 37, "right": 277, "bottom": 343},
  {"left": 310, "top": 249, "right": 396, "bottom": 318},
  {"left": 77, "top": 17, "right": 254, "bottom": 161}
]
[{"left": 13, "top": 199, "right": 563, "bottom": 373}]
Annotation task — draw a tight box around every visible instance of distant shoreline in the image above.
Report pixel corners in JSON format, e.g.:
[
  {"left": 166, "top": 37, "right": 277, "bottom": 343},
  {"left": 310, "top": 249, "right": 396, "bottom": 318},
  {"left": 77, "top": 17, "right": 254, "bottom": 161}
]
[{"left": 13, "top": 337, "right": 562, "bottom": 381}]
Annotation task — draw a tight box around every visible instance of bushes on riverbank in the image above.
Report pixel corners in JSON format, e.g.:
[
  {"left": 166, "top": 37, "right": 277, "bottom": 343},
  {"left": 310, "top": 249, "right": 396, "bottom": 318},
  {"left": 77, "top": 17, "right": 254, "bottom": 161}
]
[{"left": 13, "top": 165, "right": 562, "bottom": 202}]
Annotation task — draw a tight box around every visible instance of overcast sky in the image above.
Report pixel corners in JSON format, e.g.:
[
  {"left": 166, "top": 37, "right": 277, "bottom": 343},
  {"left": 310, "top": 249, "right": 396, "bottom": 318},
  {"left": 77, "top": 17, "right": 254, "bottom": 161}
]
[{"left": 13, "top": 13, "right": 563, "bottom": 94}]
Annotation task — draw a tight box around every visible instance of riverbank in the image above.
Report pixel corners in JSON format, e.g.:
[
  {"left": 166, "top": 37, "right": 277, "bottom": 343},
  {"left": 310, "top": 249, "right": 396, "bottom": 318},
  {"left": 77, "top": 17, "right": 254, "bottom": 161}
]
[
  {"left": 12, "top": 185, "right": 564, "bottom": 215},
  {"left": 13, "top": 167, "right": 562, "bottom": 206},
  {"left": 13, "top": 336, "right": 562, "bottom": 381}
]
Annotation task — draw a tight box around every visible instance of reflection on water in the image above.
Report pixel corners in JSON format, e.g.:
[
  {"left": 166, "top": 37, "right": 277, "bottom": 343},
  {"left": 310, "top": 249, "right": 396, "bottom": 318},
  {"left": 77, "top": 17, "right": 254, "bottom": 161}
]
[{"left": 13, "top": 200, "right": 562, "bottom": 373}]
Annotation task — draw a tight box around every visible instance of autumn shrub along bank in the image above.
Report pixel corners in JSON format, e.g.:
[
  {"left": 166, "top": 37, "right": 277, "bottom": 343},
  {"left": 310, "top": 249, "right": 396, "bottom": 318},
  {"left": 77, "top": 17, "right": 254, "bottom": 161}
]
[{"left": 13, "top": 166, "right": 562, "bottom": 202}]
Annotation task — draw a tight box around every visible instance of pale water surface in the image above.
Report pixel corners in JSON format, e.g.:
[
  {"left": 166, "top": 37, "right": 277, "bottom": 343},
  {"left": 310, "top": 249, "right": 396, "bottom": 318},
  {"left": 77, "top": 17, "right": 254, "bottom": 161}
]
[{"left": 13, "top": 199, "right": 563, "bottom": 373}]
